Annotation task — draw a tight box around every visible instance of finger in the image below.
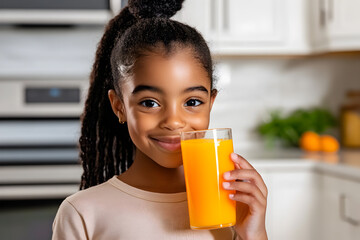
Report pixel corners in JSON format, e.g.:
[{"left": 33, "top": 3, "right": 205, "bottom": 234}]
[
  {"left": 229, "top": 153, "right": 267, "bottom": 197},
  {"left": 230, "top": 193, "right": 266, "bottom": 214},
  {"left": 224, "top": 169, "right": 268, "bottom": 198},
  {"left": 224, "top": 169, "right": 258, "bottom": 181},
  {"left": 230, "top": 153, "right": 255, "bottom": 170},
  {"left": 223, "top": 181, "right": 266, "bottom": 205}
]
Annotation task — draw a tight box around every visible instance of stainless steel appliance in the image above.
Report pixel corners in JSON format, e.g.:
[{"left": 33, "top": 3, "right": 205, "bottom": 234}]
[
  {"left": 0, "top": 0, "right": 127, "bottom": 25},
  {"left": 0, "top": 0, "right": 127, "bottom": 232},
  {"left": 0, "top": 76, "right": 86, "bottom": 239}
]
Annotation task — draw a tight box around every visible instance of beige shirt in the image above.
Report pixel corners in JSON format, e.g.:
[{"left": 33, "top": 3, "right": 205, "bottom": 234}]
[{"left": 52, "top": 176, "right": 235, "bottom": 240}]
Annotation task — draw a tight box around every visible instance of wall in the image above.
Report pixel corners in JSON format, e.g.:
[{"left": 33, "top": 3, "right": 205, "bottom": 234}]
[{"left": 209, "top": 55, "right": 360, "bottom": 153}]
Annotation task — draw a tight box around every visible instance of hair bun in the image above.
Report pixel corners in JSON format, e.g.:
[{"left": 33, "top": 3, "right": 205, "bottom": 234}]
[{"left": 128, "top": 0, "right": 184, "bottom": 19}]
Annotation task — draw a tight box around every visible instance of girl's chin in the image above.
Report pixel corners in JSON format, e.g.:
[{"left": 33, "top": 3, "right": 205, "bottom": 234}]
[
  {"left": 157, "top": 156, "right": 183, "bottom": 169},
  {"left": 160, "top": 161, "right": 183, "bottom": 169}
]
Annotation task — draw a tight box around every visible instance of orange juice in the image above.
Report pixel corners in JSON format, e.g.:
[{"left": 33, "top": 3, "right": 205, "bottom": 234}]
[{"left": 181, "top": 138, "right": 236, "bottom": 229}]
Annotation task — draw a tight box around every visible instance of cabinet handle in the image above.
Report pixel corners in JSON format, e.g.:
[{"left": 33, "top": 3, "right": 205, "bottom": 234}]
[
  {"left": 319, "top": 0, "right": 327, "bottom": 27},
  {"left": 211, "top": 0, "right": 217, "bottom": 31},
  {"left": 328, "top": 0, "right": 334, "bottom": 21},
  {"left": 339, "top": 194, "right": 360, "bottom": 226},
  {"left": 222, "top": 0, "right": 229, "bottom": 31}
]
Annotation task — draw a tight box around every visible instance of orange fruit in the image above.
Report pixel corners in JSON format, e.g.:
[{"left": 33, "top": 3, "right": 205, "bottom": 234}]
[
  {"left": 320, "top": 135, "right": 340, "bottom": 153},
  {"left": 299, "top": 131, "right": 321, "bottom": 152}
]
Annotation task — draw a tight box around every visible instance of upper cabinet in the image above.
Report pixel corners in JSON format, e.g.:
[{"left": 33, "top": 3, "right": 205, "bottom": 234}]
[
  {"left": 210, "top": 0, "right": 312, "bottom": 55},
  {"left": 172, "top": 0, "right": 216, "bottom": 45},
  {"left": 173, "top": 0, "right": 360, "bottom": 55},
  {"left": 326, "top": 0, "right": 360, "bottom": 51}
]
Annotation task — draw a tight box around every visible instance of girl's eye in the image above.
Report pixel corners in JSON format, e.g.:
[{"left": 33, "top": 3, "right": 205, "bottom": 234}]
[
  {"left": 140, "top": 100, "right": 160, "bottom": 108},
  {"left": 185, "top": 99, "right": 203, "bottom": 107}
]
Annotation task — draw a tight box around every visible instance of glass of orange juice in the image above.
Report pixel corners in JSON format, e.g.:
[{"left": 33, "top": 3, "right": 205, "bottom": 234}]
[{"left": 180, "top": 128, "right": 236, "bottom": 230}]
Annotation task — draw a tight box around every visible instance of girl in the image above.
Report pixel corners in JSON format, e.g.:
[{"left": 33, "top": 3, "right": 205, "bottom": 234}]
[{"left": 52, "top": 0, "right": 268, "bottom": 239}]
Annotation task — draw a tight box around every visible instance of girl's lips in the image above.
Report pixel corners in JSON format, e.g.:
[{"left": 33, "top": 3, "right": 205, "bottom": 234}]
[{"left": 151, "top": 136, "right": 181, "bottom": 152}]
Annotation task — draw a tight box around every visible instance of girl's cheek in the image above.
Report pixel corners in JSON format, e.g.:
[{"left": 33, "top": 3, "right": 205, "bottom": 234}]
[{"left": 188, "top": 112, "right": 211, "bottom": 129}]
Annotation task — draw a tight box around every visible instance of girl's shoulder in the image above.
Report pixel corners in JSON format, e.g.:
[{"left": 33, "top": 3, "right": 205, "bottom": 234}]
[{"left": 57, "top": 176, "right": 123, "bottom": 215}]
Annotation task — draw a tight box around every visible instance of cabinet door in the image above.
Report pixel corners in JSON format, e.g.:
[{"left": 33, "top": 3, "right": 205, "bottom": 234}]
[
  {"left": 217, "top": 0, "right": 285, "bottom": 47},
  {"left": 326, "top": 0, "right": 360, "bottom": 51},
  {"left": 253, "top": 167, "right": 274, "bottom": 239},
  {"left": 343, "top": 179, "right": 360, "bottom": 238},
  {"left": 172, "top": 0, "right": 216, "bottom": 47},
  {"left": 321, "top": 175, "right": 360, "bottom": 240},
  {"left": 213, "top": 0, "right": 313, "bottom": 55},
  {"left": 267, "top": 170, "right": 321, "bottom": 240},
  {"left": 214, "top": 0, "right": 286, "bottom": 53}
]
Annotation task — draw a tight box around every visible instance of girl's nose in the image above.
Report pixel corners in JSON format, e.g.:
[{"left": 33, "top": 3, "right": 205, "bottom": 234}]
[{"left": 160, "top": 106, "right": 186, "bottom": 131}]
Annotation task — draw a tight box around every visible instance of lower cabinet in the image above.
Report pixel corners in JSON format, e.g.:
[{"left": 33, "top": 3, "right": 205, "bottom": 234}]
[
  {"left": 255, "top": 162, "right": 360, "bottom": 240},
  {"left": 256, "top": 167, "right": 322, "bottom": 240},
  {"left": 320, "top": 174, "right": 360, "bottom": 240}
]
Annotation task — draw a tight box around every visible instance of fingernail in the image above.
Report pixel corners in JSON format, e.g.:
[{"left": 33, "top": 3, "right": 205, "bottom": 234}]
[
  {"left": 223, "top": 182, "right": 230, "bottom": 189},
  {"left": 229, "top": 194, "right": 235, "bottom": 199},
  {"left": 231, "top": 153, "right": 238, "bottom": 159},
  {"left": 223, "top": 172, "right": 231, "bottom": 180}
]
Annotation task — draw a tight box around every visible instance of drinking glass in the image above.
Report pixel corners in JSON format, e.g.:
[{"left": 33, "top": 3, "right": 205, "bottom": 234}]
[{"left": 181, "top": 128, "right": 236, "bottom": 230}]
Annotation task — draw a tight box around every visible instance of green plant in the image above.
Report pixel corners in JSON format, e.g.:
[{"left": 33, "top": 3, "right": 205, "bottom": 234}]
[{"left": 257, "top": 108, "right": 337, "bottom": 148}]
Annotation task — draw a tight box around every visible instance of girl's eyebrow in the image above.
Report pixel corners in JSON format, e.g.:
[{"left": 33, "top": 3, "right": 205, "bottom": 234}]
[
  {"left": 184, "top": 86, "right": 208, "bottom": 94},
  {"left": 132, "top": 85, "right": 209, "bottom": 95},
  {"left": 132, "top": 85, "right": 163, "bottom": 94}
]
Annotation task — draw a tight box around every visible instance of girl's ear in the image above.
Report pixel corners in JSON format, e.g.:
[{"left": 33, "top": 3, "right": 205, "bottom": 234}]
[
  {"left": 210, "top": 89, "right": 217, "bottom": 110},
  {"left": 108, "top": 89, "right": 126, "bottom": 122}
]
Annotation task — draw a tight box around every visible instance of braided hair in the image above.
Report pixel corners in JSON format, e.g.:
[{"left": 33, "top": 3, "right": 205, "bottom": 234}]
[{"left": 80, "top": 0, "right": 215, "bottom": 189}]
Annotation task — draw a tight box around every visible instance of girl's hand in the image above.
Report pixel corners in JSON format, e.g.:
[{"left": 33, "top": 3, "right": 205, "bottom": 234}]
[{"left": 223, "top": 153, "right": 268, "bottom": 240}]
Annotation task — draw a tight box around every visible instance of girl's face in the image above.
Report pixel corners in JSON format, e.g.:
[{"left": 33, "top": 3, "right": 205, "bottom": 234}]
[{"left": 109, "top": 48, "right": 216, "bottom": 168}]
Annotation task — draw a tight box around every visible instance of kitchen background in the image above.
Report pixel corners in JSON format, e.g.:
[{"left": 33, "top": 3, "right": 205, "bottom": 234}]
[{"left": 0, "top": 0, "right": 360, "bottom": 239}]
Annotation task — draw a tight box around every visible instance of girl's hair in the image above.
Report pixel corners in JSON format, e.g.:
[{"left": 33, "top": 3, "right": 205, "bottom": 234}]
[{"left": 80, "top": 0, "right": 215, "bottom": 189}]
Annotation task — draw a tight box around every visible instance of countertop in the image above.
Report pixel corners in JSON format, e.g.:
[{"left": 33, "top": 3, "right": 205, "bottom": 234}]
[{"left": 245, "top": 148, "right": 360, "bottom": 182}]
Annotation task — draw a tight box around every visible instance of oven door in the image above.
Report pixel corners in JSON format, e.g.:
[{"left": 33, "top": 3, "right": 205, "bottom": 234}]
[
  {"left": 0, "top": 164, "right": 82, "bottom": 240},
  {"left": 0, "top": 119, "right": 82, "bottom": 239}
]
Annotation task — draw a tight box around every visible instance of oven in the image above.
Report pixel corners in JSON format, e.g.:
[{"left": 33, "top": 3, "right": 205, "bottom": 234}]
[
  {"left": 0, "top": 0, "right": 126, "bottom": 235},
  {"left": 0, "top": 76, "right": 85, "bottom": 239}
]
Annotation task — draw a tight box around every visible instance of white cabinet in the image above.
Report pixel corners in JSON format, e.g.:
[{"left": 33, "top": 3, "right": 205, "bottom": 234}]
[
  {"left": 174, "top": 0, "right": 360, "bottom": 55},
  {"left": 174, "top": 0, "right": 312, "bottom": 55},
  {"left": 270, "top": 171, "right": 321, "bottom": 240},
  {"left": 255, "top": 164, "right": 321, "bottom": 240},
  {"left": 172, "top": 0, "right": 216, "bottom": 49},
  {"left": 305, "top": 0, "right": 360, "bottom": 52},
  {"left": 255, "top": 162, "right": 360, "bottom": 240},
  {"left": 212, "top": 0, "right": 311, "bottom": 55},
  {"left": 320, "top": 175, "right": 360, "bottom": 240},
  {"left": 326, "top": 0, "right": 360, "bottom": 51}
]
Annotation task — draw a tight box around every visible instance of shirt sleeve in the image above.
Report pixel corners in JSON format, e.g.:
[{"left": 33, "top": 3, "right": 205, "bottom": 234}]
[{"left": 52, "top": 199, "right": 88, "bottom": 240}]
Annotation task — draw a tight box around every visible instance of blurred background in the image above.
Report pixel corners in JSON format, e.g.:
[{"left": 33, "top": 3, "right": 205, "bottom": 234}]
[{"left": 0, "top": 0, "right": 359, "bottom": 239}]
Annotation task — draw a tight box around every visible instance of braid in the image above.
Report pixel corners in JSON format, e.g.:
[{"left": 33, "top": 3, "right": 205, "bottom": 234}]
[{"left": 79, "top": 8, "right": 135, "bottom": 189}]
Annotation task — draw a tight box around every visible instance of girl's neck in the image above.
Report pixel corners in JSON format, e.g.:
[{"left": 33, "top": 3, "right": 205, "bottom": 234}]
[{"left": 117, "top": 149, "right": 186, "bottom": 193}]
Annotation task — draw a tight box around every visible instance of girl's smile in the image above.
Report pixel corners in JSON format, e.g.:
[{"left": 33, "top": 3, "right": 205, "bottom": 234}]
[{"left": 149, "top": 135, "right": 181, "bottom": 152}]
